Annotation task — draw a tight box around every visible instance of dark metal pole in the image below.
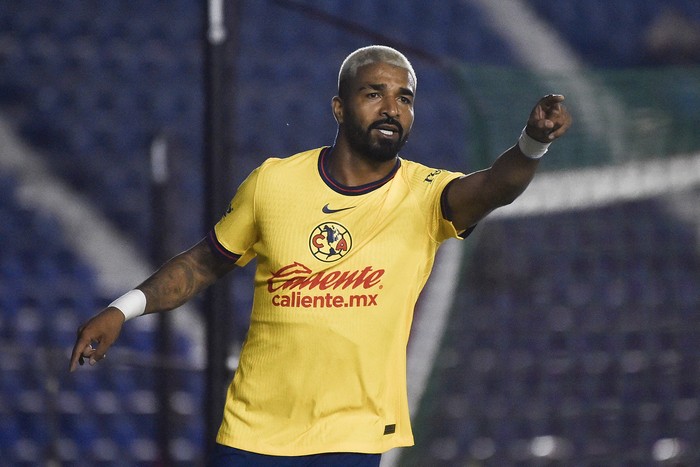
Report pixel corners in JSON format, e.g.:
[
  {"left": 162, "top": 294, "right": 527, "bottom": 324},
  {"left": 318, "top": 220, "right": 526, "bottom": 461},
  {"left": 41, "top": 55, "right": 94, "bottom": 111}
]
[
  {"left": 150, "top": 134, "right": 174, "bottom": 466},
  {"left": 203, "top": 0, "right": 239, "bottom": 457}
]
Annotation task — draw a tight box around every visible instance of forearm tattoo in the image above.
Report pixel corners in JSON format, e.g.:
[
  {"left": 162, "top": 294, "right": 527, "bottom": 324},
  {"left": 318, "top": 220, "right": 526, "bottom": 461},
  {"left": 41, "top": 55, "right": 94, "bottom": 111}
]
[{"left": 138, "top": 240, "right": 232, "bottom": 313}]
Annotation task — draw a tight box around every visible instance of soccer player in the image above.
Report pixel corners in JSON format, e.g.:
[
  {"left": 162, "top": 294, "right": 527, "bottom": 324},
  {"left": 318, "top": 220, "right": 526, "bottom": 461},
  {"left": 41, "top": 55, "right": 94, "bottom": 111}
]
[{"left": 70, "top": 45, "right": 572, "bottom": 467}]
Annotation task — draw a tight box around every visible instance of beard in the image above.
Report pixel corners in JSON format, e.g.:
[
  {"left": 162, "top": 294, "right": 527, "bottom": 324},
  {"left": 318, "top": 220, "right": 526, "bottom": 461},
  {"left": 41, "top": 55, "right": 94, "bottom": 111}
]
[{"left": 343, "top": 112, "right": 409, "bottom": 163}]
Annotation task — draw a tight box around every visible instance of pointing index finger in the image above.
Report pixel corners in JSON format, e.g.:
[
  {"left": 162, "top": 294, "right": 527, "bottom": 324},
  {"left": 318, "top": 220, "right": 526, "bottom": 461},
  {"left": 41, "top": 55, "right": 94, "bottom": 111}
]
[
  {"left": 69, "top": 335, "right": 92, "bottom": 372},
  {"left": 544, "top": 94, "right": 565, "bottom": 102}
]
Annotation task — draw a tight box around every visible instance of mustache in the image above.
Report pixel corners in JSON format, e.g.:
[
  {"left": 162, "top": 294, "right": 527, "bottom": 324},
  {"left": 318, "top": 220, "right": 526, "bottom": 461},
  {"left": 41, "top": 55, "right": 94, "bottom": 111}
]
[{"left": 369, "top": 117, "right": 403, "bottom": 136}]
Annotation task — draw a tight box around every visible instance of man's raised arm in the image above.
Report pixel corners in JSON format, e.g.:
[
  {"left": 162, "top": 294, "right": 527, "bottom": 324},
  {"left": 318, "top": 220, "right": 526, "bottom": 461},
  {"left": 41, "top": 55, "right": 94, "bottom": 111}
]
[{"left": 446, "top": 94, "right": 572, "bottom": 232}]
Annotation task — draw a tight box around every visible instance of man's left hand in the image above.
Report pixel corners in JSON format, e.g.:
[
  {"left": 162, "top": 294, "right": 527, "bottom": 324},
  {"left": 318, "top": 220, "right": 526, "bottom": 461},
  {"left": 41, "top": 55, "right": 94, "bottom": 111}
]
[{"left": 526, "top": 94, "right": 572, "bottom": 143}]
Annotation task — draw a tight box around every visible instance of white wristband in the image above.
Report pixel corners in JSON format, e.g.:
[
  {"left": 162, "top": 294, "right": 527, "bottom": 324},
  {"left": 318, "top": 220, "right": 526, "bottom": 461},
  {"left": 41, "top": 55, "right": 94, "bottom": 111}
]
[
  {"left": 518, "top": 127, "right": 551, "bottom": 159},
  {"left": 109, "top": 289, "right": 147, "bottom": 321}
]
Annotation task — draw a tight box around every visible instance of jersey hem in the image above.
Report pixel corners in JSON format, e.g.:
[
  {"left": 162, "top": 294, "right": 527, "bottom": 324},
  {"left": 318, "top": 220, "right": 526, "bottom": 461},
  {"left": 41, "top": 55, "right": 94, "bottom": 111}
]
[{"left": 215, "top": 431, "right": 414, "bottom": 456}]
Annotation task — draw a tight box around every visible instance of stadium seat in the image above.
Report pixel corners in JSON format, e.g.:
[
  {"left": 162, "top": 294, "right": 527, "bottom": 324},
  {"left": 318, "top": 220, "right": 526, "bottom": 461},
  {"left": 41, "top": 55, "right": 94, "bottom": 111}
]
[{"left": 2, "top": 2, "right": 700, "bottom": 465}]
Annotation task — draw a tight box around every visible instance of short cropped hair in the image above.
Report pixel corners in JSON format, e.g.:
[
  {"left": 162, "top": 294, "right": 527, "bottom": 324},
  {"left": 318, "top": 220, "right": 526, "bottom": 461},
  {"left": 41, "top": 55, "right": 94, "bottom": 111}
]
[{"left": 337, "top": 45, "right": 417, "bottom": 98}]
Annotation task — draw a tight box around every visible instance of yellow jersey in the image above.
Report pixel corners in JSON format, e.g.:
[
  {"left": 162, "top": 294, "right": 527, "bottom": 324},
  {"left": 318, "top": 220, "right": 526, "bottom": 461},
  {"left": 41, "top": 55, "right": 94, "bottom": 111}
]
[{"left": 211, "top": 146, "right": 464, "bottom": 455}]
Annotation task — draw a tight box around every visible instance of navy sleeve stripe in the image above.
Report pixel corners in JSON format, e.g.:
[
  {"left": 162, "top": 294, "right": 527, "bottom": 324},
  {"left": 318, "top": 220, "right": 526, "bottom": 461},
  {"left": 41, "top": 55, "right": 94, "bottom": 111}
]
[
  {"left": 458, "top": 224, "right": 477, "bottom": 239},
  {"left": 440, "top": 178, "right": 457, "bottom": 222},
  {"left": 441, "top": 178, "right": 476, "bottom": 239},
  {"left": 206, "top": 230, "right": 242, "bottom": 263}
]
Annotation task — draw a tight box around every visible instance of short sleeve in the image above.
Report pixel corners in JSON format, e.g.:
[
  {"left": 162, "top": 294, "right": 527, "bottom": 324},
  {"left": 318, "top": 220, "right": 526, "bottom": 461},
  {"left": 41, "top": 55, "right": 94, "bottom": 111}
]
[
  {"left": 420, "top": 168, "right": 466, "bottom": 243},
  {"left": 211, "top": 167, "right": 260, "bottom": 267}
]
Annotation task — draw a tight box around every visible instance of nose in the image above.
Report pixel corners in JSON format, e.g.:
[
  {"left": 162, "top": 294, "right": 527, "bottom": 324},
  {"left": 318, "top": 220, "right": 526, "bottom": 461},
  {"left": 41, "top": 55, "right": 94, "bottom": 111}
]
[{"left": 380, "top": 98, "right": 399, "bottom": 118}]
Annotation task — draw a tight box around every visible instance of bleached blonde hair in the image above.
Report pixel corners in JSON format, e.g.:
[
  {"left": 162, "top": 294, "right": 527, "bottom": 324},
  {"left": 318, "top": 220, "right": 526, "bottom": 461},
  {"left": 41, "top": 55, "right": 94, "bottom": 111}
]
[{"left": 337, "top": 45, "right": 417, "bottom": 98}]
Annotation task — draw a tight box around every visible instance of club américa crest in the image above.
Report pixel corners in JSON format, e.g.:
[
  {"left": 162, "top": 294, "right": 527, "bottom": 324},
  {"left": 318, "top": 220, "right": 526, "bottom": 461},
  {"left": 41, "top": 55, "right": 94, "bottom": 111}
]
[{"left": 309, "top": 222, "right": 352, "bottom": 262}]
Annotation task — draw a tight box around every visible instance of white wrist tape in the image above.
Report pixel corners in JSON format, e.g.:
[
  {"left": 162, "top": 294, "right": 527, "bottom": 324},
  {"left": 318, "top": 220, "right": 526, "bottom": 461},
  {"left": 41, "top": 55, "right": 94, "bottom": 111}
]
[
  {"left": 518, "top": 127, "right": 551, "bottom": 159},
  {"left": 109, "top": 289, "right": 147, "bottom": 321}
]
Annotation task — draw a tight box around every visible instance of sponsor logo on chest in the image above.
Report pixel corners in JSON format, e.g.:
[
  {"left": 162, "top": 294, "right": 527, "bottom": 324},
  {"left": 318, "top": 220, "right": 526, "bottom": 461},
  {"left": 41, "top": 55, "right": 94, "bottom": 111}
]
[
  {"left": 267, "top": 262, "right": 384, "bottom": 309},
  {"left": 264, "top": 219, "right": 387, "bottom": 309}
]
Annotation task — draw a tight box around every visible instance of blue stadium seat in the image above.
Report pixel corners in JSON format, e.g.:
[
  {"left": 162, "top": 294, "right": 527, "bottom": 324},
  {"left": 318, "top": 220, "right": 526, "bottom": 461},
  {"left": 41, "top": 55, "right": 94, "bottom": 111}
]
[
  {"left": 2, "top": 2, "right": 700, "bottom": 465},
  {"left": 525, "top": 0, "right": 700, "bottom": 66}
]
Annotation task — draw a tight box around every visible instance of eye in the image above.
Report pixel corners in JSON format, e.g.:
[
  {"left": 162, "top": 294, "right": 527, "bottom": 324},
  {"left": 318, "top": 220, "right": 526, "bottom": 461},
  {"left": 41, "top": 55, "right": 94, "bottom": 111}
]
[
  {"left": 399, "top": 96, "right": 413, "bottom": 105},
  {"left": 367, "top": 92, "right": 380, "bottom": 99}
]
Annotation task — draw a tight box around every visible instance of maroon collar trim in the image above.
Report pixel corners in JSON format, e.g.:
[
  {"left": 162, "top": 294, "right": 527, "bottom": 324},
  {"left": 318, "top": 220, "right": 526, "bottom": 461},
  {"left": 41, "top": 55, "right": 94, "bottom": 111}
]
[{"left": 318, "top": 147, "right": 401, "bottom": 196}]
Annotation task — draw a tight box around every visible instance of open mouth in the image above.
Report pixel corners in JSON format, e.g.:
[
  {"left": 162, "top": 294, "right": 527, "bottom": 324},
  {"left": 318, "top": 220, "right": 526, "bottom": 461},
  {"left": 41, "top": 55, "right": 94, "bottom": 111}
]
[
  {"left": 372, "top": 122, "right": 401, "bottom": 139},
  {"left": 369, "top": 118, "right": 403, "bottom": 142}
]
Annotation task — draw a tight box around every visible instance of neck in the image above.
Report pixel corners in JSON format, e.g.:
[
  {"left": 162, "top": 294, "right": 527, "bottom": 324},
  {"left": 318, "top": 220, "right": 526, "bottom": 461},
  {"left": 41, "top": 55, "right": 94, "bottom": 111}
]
[{"left": 326, "top": 138, "right": 399, "bottom": 187}]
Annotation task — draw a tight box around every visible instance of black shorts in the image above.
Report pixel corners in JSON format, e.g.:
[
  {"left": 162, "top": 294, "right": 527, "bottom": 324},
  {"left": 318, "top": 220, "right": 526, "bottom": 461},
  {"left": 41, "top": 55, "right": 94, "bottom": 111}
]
[{"left": 207, "top": 444, "right": 382, "bottom": 467}]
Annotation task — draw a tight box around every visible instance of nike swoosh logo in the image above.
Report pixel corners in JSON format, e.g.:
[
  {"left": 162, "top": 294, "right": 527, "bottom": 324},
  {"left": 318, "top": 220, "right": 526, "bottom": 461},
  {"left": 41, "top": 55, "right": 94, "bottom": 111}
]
[{"left": 322, "top": 203, "right": 356, "bottom": 214}]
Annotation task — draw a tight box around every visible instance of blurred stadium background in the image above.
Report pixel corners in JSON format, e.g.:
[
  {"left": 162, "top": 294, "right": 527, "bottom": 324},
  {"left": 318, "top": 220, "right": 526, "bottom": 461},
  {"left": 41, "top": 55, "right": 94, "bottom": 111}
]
[{"left": 1, "top": 0, "right": 700, "bottom": 465}]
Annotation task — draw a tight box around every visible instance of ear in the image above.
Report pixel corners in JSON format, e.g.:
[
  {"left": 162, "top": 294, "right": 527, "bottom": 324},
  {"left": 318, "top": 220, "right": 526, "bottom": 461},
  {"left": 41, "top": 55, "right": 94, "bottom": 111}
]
[{"left": 331, "top": 96, "right": 344, "bottom": 125}]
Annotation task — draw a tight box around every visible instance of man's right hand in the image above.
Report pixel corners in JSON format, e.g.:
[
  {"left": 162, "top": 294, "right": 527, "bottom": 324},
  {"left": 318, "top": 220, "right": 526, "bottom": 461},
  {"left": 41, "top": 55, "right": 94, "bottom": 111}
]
[{"left": 69, "top": 307, "right": 125, "bottom": 372}]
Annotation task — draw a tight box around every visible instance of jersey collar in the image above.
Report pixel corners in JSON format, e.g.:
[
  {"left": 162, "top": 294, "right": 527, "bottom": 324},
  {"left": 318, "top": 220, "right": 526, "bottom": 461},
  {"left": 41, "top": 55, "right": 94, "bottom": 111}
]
[{"left": 318, "top": 146, "right": 401, "bottom": 196}]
